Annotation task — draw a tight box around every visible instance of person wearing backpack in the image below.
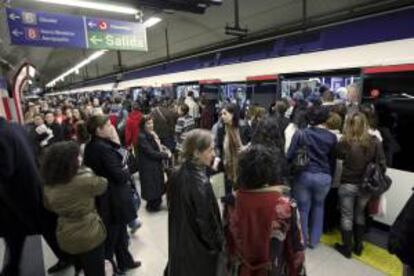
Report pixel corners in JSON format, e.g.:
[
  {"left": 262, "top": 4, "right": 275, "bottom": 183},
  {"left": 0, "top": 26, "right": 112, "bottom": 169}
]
[
  {"left": 287, "top": 105, "right": 337, "bottom": 248},
  {"left": 334, "top": 112, "right": 386, "bottom": 258}
]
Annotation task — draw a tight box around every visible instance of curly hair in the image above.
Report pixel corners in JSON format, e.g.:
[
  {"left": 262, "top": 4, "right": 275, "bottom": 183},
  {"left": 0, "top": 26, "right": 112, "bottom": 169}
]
[
  {"left": 237, "top": 144, "right": 285, "bottom": 189},
  {"left": 41, "top": 141, "right": 80, "bottom": 186}
]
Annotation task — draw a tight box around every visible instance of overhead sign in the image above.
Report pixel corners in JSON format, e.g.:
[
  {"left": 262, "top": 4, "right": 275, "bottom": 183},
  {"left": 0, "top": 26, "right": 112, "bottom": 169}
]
[
  {"left": 85, "top": 17, "right": 147, "bottom": 51},
  {"left": 6, "top": 8, "right": 147, "bottom": 51}
]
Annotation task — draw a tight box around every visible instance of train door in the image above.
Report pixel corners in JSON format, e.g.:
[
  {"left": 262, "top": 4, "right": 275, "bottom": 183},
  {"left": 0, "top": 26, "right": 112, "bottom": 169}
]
[
  {"left": 246, "top": 75, "right": 278, "bottom": 109},
  {"left": 362, "top": 64, "right": 414, "bottom": 225}
]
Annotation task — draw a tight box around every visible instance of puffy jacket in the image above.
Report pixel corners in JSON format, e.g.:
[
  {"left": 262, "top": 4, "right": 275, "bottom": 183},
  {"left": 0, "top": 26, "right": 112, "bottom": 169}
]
[{"left": 43, "top": 167, "right": 107, "bottom": 255}]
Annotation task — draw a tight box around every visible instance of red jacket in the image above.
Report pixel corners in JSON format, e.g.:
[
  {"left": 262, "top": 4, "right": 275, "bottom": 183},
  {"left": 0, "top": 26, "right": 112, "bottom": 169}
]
[
  {"left": 124, "top": 111, "right": 142, "bottom": 147},
  {"left": 226, "top": 187, "right": 306, "bottom": 276}
]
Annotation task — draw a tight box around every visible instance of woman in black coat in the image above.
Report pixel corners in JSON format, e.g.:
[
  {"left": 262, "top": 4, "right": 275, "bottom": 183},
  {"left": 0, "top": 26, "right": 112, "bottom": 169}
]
[
  {"left": 137, "top": 115, "right": 171, "bottom": 212},
  {"left": 84, "top": 115, "right": 141, "bottom": 274},
  {"left": 167, "top": 129, "right": 224, "bottom": 276}
]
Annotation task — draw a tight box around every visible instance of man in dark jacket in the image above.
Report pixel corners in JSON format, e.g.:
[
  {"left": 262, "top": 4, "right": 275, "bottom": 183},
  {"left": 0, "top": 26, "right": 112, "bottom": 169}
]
[
  {"left": 0, "top": 117, "right": 43, "bottom": 275},
  {"left": 0, "top": 117, "right": 70, "bottom": 275}
]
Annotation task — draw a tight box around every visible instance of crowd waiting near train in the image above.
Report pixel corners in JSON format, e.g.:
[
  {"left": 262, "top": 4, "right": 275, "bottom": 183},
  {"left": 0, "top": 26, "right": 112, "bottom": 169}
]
[{"left": 1, "top": 84, "right": 414, "bottom": 276}]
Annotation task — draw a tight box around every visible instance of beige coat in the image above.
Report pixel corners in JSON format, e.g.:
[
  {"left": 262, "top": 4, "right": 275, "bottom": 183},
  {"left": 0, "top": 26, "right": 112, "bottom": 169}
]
[{"left": 43, "top": 167, "right": 108, "bottom": 255}]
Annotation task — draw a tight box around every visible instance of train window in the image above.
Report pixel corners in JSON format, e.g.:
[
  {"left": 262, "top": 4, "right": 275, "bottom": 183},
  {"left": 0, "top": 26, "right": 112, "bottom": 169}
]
[
  {"left": 363, "top": 72, "right": 414, "bottom": 171},
  {"left": 220, "top": 83, "right": 247, "bottom": 103},
  {"left": 175, "top": 84, "right": 200, "bottom": 99},
  {"left": 281, "top": 75, "right": 359, "bottom": 99},
  {"left": 247, "top": 81, "right": 278, "bottom": 108}
]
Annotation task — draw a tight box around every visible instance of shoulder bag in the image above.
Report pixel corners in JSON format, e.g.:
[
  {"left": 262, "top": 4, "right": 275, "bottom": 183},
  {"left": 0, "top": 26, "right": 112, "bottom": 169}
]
[{"left": 361, "top": 140, "right": 392, "bottom": 196}]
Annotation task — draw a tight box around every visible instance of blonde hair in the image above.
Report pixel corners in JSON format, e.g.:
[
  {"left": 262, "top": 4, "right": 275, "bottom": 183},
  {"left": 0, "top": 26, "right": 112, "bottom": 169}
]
[
  {"left": 342, "top": 112, "right": 371, "bottom": 148},
  {"left": 325, "top": 112, "right": 342, "bottom": 131}
]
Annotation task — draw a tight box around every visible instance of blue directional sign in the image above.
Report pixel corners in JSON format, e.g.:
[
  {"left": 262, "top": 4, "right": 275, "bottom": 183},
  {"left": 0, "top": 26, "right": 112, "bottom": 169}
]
[
  {"left": 6, "top": 8, "right": 148, "bottom": 51},
  {"left": 6, "top": 8, "right": 87, "bottom": 49}
]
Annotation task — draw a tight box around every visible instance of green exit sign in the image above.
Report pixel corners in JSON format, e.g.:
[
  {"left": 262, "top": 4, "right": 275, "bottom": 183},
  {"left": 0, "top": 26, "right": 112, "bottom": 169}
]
[{"left": 87, "top": 31, "right": 147, "bottom": 51}]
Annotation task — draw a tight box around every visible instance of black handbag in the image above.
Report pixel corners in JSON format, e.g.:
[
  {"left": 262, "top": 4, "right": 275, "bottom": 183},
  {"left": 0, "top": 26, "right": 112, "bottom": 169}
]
[
  {"left": 292, "top": 130, "right": 310, "bottom": 173},
  {"left": 361, "top": 141, "right": 392, "bottom": 196}
]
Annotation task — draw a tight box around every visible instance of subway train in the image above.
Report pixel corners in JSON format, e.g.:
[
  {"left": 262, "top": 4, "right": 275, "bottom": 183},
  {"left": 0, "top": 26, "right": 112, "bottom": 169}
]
[{"left": 43, "top": 36, "right": 414, "bottom": 228}]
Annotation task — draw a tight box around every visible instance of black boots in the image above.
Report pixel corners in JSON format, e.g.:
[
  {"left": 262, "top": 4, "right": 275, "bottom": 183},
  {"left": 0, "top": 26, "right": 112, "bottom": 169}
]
[
  {"left": 334, "top": 230, "right": 353, "bottom": 259},
  {"left": 353, "top": 224, "right": 365, "bottom": 256},
  {"left": 335, "top": 225, "right": 366, "bottom": 259}
]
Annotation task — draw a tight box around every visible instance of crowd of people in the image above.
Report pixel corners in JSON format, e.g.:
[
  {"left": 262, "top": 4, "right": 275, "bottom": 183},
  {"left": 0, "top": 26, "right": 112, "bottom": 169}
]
[{"left": 0, "top": 83, "right": 412, "bottom": 276}]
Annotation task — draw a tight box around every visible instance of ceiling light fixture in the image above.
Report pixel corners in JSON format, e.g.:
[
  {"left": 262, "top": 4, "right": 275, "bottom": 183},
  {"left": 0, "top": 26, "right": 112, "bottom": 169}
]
[
  {"left": 34, "top": 0, "right": 139, "bottom": 15},
  {"left": 143, "top": 17, "right": 162, "bottom": 28},
  {"left": 47, "top": 50, "right": 107, "bottom": 88}
]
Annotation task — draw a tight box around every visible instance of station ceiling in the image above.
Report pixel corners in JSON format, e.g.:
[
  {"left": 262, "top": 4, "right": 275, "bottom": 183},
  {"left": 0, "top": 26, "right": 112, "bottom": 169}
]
[{"left": 0, "top": 0, "right": 411, "bottom": 88}]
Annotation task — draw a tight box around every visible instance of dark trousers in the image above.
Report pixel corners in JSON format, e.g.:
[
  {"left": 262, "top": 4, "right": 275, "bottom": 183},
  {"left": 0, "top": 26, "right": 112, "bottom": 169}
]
[
  {"left": 160, "top": 136, "right": 176, "bottom": 152},
  {"left": 75, "top": 243, "right": 105, "bottom": 276},
  {"left": 40, "top": 209, "right": 71, "bottom": 262},
  {"left": 2, "top": 232, "right": 26, "bottom": 274},
  {"left": 105, "top": 224, "right": 135, "bottom": 271},
  {"left": 221, "top": 176, "right": 235, "bottom": 206},
  {"left": 146, "top": 198, "right": 162, "bottom": 211},
  {"left": 323, "top": 187, "right": 340, "bottom": 233},
  {"left": 1, "top": 208, "right": 70, "bottom": 275}
]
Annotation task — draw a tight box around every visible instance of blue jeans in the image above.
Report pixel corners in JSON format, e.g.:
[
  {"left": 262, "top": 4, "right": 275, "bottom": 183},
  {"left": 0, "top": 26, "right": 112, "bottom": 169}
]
[{"left": 293, "top": 171, "right": 331, "bottom": 247}]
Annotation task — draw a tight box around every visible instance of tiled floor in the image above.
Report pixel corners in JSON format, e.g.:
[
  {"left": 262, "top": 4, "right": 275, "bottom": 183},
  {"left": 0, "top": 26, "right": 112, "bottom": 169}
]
[{"left": 1, "top": 200, "right": 385, "bottom": 276}]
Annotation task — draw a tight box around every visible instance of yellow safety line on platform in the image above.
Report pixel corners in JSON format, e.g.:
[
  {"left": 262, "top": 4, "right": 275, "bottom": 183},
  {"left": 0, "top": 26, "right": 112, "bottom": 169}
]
[{"left": 321, "top": 231, "right": 402, "bottom": 276}]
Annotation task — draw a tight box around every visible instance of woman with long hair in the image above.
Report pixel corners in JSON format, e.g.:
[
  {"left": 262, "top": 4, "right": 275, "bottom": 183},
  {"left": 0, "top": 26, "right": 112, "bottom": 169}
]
[
  {"left": 334, "top": 112, "right": 386, "bottom": 258},
  {"left": 42, "top": 141, "right": 107, "bottom": 276},
  {"left": 167, "top": 129, "right": 224, "bottom": 276},
  {"left": 215, "top": 103, "right": 244, "bottom": 202}
]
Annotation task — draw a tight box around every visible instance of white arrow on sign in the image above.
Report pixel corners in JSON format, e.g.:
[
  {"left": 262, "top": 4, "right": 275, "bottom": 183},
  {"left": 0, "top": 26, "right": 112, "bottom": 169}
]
[
  {"left": 9, "top": 13, "right": 21, "bottom": 21},
  {"left": 88, "top": 21, "right": 97, "bottom": 28},
  {"left": 12, "top": 29, "right": 23, "bottom": 37},
  {"left": 90, "top": 35, "right": 103, "bottom": 44}
]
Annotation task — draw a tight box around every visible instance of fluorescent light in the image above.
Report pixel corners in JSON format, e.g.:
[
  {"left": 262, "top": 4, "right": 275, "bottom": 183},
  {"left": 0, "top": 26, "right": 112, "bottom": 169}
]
[
  {"left": 143, "top": 17, "right": 162, "bottom": 28},
  {"left": 47, "top": 50, "right": 107, "bottom": 88},
  {"left": 34, "top": 0, "right": 139, "bottom": 15}
]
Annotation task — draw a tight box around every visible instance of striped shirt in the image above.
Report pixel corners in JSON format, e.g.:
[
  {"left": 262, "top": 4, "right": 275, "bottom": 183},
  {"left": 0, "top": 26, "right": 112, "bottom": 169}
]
[{"left": 175, "top": 115, "right": 195, "bottom": 151}]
